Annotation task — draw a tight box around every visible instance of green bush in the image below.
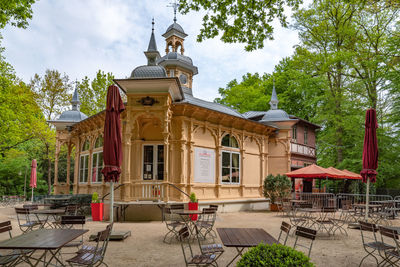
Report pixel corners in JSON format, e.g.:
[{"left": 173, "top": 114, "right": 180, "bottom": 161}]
[
  {"left": 263, "top": 174, "right": 292, "bottom": 204},
  {"left": 237, "top": 243, "right": 314, "bottom": 267}
]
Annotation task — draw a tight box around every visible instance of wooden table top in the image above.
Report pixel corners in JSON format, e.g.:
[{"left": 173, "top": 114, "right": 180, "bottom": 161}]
[
  {"left": 217, "top": 228, "right": 278, "bottom": 248},
  {"left": 174, "top": 209, "right": 203, "bottom": 215},
  {"left": 0, "top": 229, "right": 88, "bottom": 250},
  {"left": 31, "top": 209, "right": 66, "bottom": 215},
  {"left": 45, "top": 197, "right": 71, "bottom": 201}
]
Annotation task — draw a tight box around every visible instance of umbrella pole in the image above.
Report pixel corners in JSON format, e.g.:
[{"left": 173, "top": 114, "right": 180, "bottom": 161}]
[
  {"left": 31, "top": 188, "right": 34, "bottom": 203},
  {"left": 365, "top": 179, "right": 370, "bottom": 221},
  {"left": 110, "top": 182, "right": 114, "bottom": 223}
]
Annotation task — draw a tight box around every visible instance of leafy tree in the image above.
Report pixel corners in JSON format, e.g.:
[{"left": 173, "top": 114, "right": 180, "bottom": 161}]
[
  {"left": 178, "top": 0, "right": 303, "bottom": 51},
  {"left": 78, "top": 70, "right": 114, "bottom": 116},
  {"left": 29, "top": 69, "right": 72, "bottom": 121},
  {"left": 29, "top": 69, "right": 71, "bottom": 194},
  {"left": 0, "top": 0, "right": 36, "bottom": 29}
]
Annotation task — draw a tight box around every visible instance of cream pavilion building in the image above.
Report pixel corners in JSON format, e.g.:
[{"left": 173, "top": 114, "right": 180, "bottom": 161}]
[{"left": 50, "top": 19, "right": 304, "bottom": 220}]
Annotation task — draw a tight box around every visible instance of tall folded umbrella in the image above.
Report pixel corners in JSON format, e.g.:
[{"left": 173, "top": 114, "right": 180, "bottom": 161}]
[
  {"left": 360, "top": 108, "right": 378, "bottom": 220},
  {"left": 30, "top": 159, "right": 37, "bottom": 202},
  {"left": 101, "top": 84, "right": 125, "bottom": 223}
]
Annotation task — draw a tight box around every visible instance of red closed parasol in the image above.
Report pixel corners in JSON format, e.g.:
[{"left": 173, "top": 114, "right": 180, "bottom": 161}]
[
  {"left": 101, "top": 84, "right": 125, "bottom": 222},
  {"left": 30, "top": 159, "right": 37, "bottom": 202},
  {"left": 360, "top": 108, "right": 378, "bottom": 220}
]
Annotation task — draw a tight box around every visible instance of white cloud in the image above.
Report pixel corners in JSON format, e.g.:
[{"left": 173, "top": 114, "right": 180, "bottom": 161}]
[{"left": 2, "top": 0, "right": 299, "bottom": 101}]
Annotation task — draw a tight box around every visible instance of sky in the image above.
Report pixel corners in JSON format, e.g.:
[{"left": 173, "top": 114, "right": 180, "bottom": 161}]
[{"left": 2, "top": 0, "right": 300, "bottom": 102}]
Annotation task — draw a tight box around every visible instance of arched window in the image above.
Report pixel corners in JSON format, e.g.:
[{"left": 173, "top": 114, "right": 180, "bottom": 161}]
[
  {"left": 82, "top": 140, "right": 90, "bottom": 151},
  {"left": 92, "top": 136, "right": 104, "bottom": 183},
  {"left": 79, "top": 139, "right": 90, "bottom": 183},
  {"left": 221, "top": 134, "right": 240, "bottom": 184}
]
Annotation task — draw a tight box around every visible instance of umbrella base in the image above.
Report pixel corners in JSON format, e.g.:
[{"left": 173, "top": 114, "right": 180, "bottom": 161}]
[{"left": 89, "top": 230, "right": 131, "bottom": 241}]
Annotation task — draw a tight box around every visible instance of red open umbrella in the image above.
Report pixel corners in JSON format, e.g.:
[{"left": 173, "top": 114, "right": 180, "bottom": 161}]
[
  {"left": 360, "top": 108, "right": 378, "bottom": 220},
  {"left": 286, "top": 164, "right": 339, "bottom": 179},
  {"left": 30, "top": 159, "right": 37, "bottom": 202},
  {"left": 101, "top": 84, "right": 125, "bottom": 222}
]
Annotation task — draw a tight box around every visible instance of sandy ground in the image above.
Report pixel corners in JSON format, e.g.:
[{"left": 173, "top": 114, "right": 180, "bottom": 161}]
[{"left": 0, "top": 206, "right": 394, "bottom": 267}]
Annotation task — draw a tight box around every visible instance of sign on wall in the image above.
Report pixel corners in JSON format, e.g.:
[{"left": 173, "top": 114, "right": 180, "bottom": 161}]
[{"left": 194, "top": 147, "right": 215, "bottom": 183}]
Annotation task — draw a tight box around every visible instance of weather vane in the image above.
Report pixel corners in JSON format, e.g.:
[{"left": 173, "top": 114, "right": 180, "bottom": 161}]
[{"left": 167, "top": 0, "right": 179, "bottom": 22}]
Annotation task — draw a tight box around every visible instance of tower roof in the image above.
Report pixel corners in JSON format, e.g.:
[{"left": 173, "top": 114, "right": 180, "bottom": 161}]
[
  {"left": 147, "top": 19, "right": 158, "bottom": 52},
  {"left": 269, "top": 79, "right": 279, "bottom": 110}
]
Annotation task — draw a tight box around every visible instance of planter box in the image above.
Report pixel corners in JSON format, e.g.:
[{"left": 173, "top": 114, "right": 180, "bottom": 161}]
[
  {"left": 91, "top": 203, "right": 104, "bottom": 221},
  {"left": 270, "top": 203, "right": 280, "bottom": 212},
  {"left": 188, "top": 202, "right": 198, "bottom": 221}
]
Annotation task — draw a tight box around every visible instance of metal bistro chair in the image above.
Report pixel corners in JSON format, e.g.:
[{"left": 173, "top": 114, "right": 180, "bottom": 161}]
[
  {"left": 14, "top": 207, "right": 41, "bottom": 233},
  {"left": 178, "top": 226, "right": 218, "bottom": 267},
  {"left": 194, "top": 225, "right": 224, "bottom": 262},
  {"left": 60, "top": 216, "right": 86, "bottom": 250},
  {"left": 378, "top": 225, "right": 400, "bottom": 266},
  {"left": 293, "top": 226, "right": 317, "bottom": 258},
  {"left": 195, "top": 208, "right": 217, "bottom": 241},
  {"left": 0, "top": 221, "right": 31, "bottom": 267},
  {"left": 277, "top": 221, "right": 292, "bottom": 246},
  {"left": 358, "top": 221, "right": 394, "bottom": 267},
  {"left": 66, "top": 223, "right": 113, "bottom": 267},
  {"left": 163, "top": 207, "right": 185, "bottom": 244}
]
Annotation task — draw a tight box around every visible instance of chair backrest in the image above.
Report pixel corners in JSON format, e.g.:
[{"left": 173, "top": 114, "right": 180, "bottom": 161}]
[
  {"left": 277, "top": 221, "right": 291, "bottom": 245},
  {"left": 359, "top": 220, "right": 377, "bottom": 232},
  {"left": 209, "top": 204, "right": 218, "bottom": 211},
  {"left": 61, "top": 215, "right": 85, "bottom": 226},
  {"left": 23, "top": 204, "right": 38, "bottom": 210},
  {"left": 15, "top": 207, "right": 31, "bottom": 215},
  {"left": 199, "top": 208, "right": 216, "bottom": 224},
  {"left": 0, "top": 221, "right": 12, "bottom": 239},
  {"left": 170, "top": 204, "right": 184, "bottom": 210},
  {"left": 91, "top": 222, "right": 113, "bottom": 262},
  {"left": 294, "top": 226, "right": 317, "bottom": 257}
]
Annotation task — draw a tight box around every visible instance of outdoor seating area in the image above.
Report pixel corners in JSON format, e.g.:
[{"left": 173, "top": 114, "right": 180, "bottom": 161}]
[{"left": 3, "top": 201, "right": 400, "bottom": 266}]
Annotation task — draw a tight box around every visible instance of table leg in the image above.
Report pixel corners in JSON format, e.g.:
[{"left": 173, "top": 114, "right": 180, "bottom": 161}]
[{"left": 226, "top": 247, "right": 245, "bottom": 267}]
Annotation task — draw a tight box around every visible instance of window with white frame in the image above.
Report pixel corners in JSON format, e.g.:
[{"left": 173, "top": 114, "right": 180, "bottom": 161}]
[
  {"left": 292, "top": 125, "right": 297, "bottom": 141},
  {"left": 79, "top": 139, "right": 90, "bottom": 183},
  {"left": 143, "top": 144, "right": 164, "bottom": 180},
  {"left": 221, "top": 134, "right": 240, "bottom": 184},
  {"left": 92, "top": 136, "right": 103, "bottom": 183}
]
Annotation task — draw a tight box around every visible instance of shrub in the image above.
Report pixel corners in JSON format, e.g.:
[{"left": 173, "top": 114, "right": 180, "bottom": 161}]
[
  {"left": 237, "top": 243, "right": 314, "bottom": 267},
  {"left": 263, "top": 174, "right": 292, "bottom": 204},
  {"left": 189, "top": 192, "right": 197, "bottom": 203},
  {"left": 92, "top": 192, "right": 100, "bottom": 203}
]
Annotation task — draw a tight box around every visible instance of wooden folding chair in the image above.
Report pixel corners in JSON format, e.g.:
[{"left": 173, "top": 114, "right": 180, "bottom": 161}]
[
  {"left": 66, "top": 223, "right": 113, "bottom": 267},
  {"left": 277, "top": 221, "right": 291, "bottom": 245},
  {"left": 195, "top": 208, "right": 217, "bottom": 241},
  {"left": 378, "top": 225, "right": 400, "bottom": 266},
  {"left": 60, "top": 216, "right": 86, "bottom": 249},
  {"left": 14, "top": 207, "right": 41, "bottom": 233},
  {"left": 293, "top": 226, "right": 317, "bottom": 257},
  {"left": 358, "top": 221, "right": 394, "bottom": 267},
  {"left": 163, "top": 207, "right": 185, "bottom": 244},
  {"left": 178, "top": 226, "right": 218, "bottom": 267},
  {"left": 0, "top": 221, "right": 34, "bottom": 266}
]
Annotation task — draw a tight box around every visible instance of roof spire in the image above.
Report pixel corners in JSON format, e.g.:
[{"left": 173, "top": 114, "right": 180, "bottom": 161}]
[
  {"left": 145, "top": 18, "right": 161, "bottom": 66},
  {"left": 71, "top": 81, "right": 81, "bottom": 111},
  {"left": 269, "top": 78, "right": 279, "bottom": 110},
  {"left": 167, "top": 1, "right": 179, "bottom": 22}
]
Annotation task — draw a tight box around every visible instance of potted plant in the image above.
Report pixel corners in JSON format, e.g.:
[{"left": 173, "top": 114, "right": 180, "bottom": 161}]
[
  {"left": 237, "top": 243, "right": 314, "bottom": 267},
  {"left": 263, "top": 174, "right": 292, "bottom": 211},
  {"left": 188, "top": 192, "right": 198, "bottom": 220},
  {"left": 91, "top": 192, "right": 103, "bottom": 221}
]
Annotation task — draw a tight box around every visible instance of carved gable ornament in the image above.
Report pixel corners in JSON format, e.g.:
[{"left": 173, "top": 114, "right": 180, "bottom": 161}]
[{"left": 137, "top": 96, "right": 159, "bottom": 106}]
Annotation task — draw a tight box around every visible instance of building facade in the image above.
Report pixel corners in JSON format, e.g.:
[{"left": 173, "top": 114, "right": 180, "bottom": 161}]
[{"left": 50, "top": 19, "right": 318, "bottom": 216}]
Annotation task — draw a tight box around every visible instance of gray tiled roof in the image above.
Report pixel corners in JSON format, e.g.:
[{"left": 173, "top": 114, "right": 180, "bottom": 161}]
[
  {"left": 166, "top": 22, "right": 185, "bottom": 34},
  {"left": 242, "top": 111, "right": 266, "bottom": 119},
  {"left": 178, "top": 93, "right": 244, "bottom": 118},
  {"left": 57, "top": 110, "right": 88, "bottom": 122},
  {"left": 158, "top": 52, "right": 193, "bottom": 65},
  {"left": 131, "top": 65, "right": 167, "bottom": 78}
]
